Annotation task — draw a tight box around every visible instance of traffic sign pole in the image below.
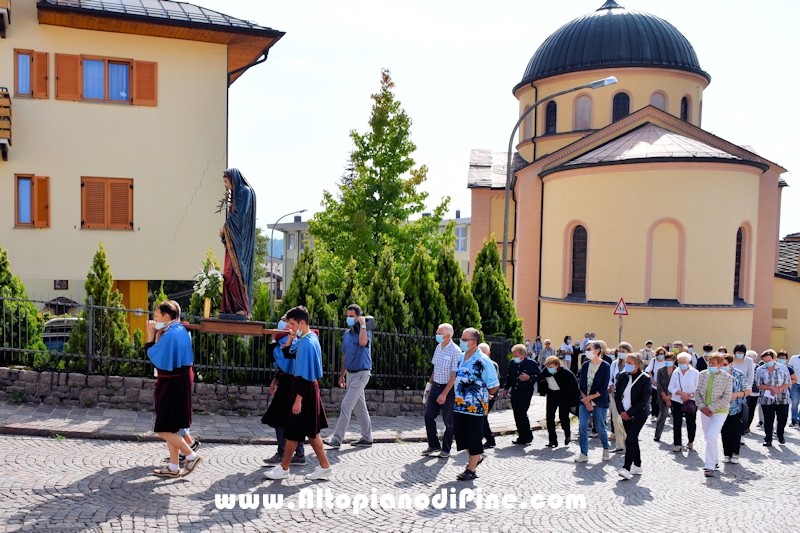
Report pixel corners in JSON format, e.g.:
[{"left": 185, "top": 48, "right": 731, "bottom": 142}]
[{"left": 613, "top": 298, "right": 628, "bottom": 346}]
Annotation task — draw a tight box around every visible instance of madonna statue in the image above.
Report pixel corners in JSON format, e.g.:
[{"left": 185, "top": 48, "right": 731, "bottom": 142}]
[{"left": 219, "top": 168, "right": 256, "bottom": 319}]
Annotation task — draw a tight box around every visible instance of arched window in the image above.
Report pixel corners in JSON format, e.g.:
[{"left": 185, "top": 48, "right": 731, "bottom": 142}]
[
  {"left": 680, "top": 97, "right": 690, "bottom": 122},
  {"left": 612, "top": 93, "right": 630, "bottom": 122},
  {"left": 523, "top": 105, "right": 532, "bottom": 139},
  {"left": 545, "top": 101, "right": 557, "bottom": 134},
  {"left": 650, "top": 92, "right": 666, "bottom": 111},
  {"left": 734, "top": 228, "right": 743, "bottom": 299},
  {"left": 570, "top": 225, "right": 587, "bottom": 295},
  {"left": 575, "top": 95, "right": 592, "bottom": 130}
]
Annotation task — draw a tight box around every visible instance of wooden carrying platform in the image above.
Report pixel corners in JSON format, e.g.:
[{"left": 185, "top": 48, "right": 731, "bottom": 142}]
[{"left": 184, "top": 318, "right": 282, "bottom": 337}]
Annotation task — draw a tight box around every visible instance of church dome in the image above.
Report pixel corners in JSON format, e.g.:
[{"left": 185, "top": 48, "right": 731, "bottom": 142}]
[{"left": 515, "top": 0, "right": 710, "bottom": 92}]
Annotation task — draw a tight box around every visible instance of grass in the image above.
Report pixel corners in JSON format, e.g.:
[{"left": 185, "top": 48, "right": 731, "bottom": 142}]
[
  {"left": 52, "top": 434, "right": 66, "bottom": 441},
  {"left": 238, "top": 408, "right": 249, "bottom": 417},
  {"left": 81, "top": 397, "right": 95, "bottom": 408},
  {"left": 10, "top": 391, "right": 24, "bottom": 404}
]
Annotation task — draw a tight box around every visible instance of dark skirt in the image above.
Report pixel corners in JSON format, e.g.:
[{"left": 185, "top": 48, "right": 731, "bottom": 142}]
[
  {"left": 153, "top": 367, "right": 192, "bottom": 433},
  {"left": 261, "top": 371, "right": 293, "bottom": 428},
  {"left": 284, "top": 377, "right": 328, "bottom": 442},
  {"left": 454, "top": 412, "right": 484, "bottom": 456}
]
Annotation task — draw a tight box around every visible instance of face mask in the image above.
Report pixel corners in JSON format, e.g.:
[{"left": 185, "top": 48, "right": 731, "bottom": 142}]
[
  {"left": 459, "top": 341, "right": 469, "bottom": 352},
  {"left": 155, "top": 321, "right": 168, "bottom": 330},
  {"left": 346, "top": 317, "right": 356, "bottom": 327},
  {"left": 704, "top": 352, "right": 712, "bottom": 357},
  {"left": 436, "top": 334, "right": 444, "bottom": 344},
  {"left": 688, "top": 348, "right": 694, "bottom": 354},
  {"left": 672, "top": 348, "right": 680, "bottom": 354},
  {"left": 679, "top": 364, "right": 688, "bottom": 371},
  {"left": 657, "top": 354, "right": 665, "bottom": 361},
  {"left": 513, "top": 357, "right": 522, "bottom": 364},
  {"left": 277, "top": 320, "right": 287, "bottom": 330},
  {"left": 585, "top": 350, "right": 594, "bottom": 357},
  {"left": 708, "top": 366, "right": 719, "bottom": 374},
  {"left": 777, "top": 359, "right": 787, "bottom": 365},
  {"left": 721, "top": 366, "right": 730, "bottom": 373},
  {"left": 764, "top": 361, "right": 775, "bottom": 368},
  {"left": 664, "top": 361, "right": 674, "bottom": 368},
  {"left": 624, "top": 363, "right": 635, "bottom": 373},
  {"left": 735, "top": 353, "right": 744, "bottom": 359},
  {"left": 525, "top": 342, "right": 530, "bottom": 346},
  {"left": 548, "top": 367, "right": 557, "bottom": 374},
  {"left": 618, "top": 353, "right": 626, "bottom": 359}
]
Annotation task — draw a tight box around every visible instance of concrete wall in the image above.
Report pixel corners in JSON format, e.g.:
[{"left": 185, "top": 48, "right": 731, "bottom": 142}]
[{"left": 771, "top": 276, "right": 800, "bottom": 354}]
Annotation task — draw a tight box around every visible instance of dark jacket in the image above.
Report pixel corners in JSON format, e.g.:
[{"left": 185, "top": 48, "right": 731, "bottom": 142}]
[
  {"left": 538, "top": 367, "right": 579, "bottom": 407},
  {"left": 505, "top": 358, "right": 541, "bottom": 394},
  {"left": 578, "top": 359, "right": 611, "bottom": 408},
  {"left": 656, "top": 366, "right": 674, "bottom": 397},
  {"left": 614, "top": 370, "right": 651, "bottom": 420},
  {"left": 695, "top": 355, "right": 708, "bottom": 372}
]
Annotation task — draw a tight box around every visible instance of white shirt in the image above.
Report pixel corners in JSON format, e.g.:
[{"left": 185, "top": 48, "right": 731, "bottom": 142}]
[
  {"left": 732, "top": 356, "right": 756, "bottom": 396},
  {"left": 622, "top": 372, "right": 645, "bottom": 411},
  {"left": 645, "top": 359, "right": 667, "bottom": 389},
  {"left": 546, "top": 376, "right": 560, "bottom": 390},
  {"left": 609, "top": 359, "right": 625, "bottom": 387},
  {"left": 560, "top": 343, "right": 574, "bottom": 356},
  {"left": 668, "top": 366, "right": 700, "bottom": 403},
  {"left": 789, "top": 355, "right": 800, "bottom": 382}
]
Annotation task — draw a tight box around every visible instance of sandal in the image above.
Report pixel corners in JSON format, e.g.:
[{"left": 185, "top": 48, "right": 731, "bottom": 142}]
[
  {"left": 476, "top": 457, "right": 484, "bottom": 467},
  {"left": 153, "top": 466, "right": 180, "bottom": 478},
  {"left": 457, "top": 468, "right": 478, "bottom": 481},
  {"left": 703, "top": 469, "right": 714, "bottom": 478},
  {"left": 182, "top": 455, "right": 203, "bottom": 477}
]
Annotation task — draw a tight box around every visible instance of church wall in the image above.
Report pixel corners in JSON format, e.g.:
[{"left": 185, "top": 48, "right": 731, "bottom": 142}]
[
  {"left": 772, "top": 277, "right": 800, "bottom": 354},
  {"left": 513, "top": 165, "right": 543, "bottom": 335},
  {"left": 751, "top": 169, "right": 783, "bottom": 350}
]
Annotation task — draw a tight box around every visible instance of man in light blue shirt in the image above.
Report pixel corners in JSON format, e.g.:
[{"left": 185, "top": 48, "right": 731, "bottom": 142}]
[{"left": 325, "top": 304, "right": 373, "bottom": 448}]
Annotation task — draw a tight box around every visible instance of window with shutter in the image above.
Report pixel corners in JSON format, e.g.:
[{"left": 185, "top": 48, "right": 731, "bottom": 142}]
[
  {"left": 33, "top": 52, "right": 49, "bottom": 99},
  {"left": 33, "top": 176, "right": 50, "bottom": 228},
  {"left": 108, "top": 179, "right": 133, "bottom": 230},
  {"left": 56, "top": 54, "right": 81, "bottom": 101},
  {"left": 15, "top": 50, "right": 33, "bottom": 97},
  {"left": 14, "top": 174, "right": 49, "bottom": 228},
  {"left": 81, "top": 177, "right": 133, "bottom": 230},
  {"left": 82, "top": 178, "right": 107, "bottom": 229},
  {"left": 132, "top": 61, "right": 157, "bottom": 106}
]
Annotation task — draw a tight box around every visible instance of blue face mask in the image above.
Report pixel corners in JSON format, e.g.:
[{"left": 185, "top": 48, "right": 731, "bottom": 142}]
[
  {"left": 618, "top": 353, "right": 626, "bottom": 359},
  {"left": 721, "top": 366, "right": 730, "bottom": 373},
  {"left": 664, "top": 361, "right": 674, "bottom": 368},
  {"left": 777, "top": 359, "right": 787, "bottom": 365},
  {"left": 688, "top": 347, "right": 694, "bottom": 354},
  {"left": 764, "top": 361, "right": 775, "bottom": 368},
  {"left": 346, "top": 317, "right": 356, "bottom": 327},
  {"left": 513, "top": 357, "right": 522, "bottom": 364},
  {"left": 735, "top": 353, "right": 745, "bottom": 359},
  {"left": 277, "top": 320, "right": 287, "bottom": 330},
  {"left": 459, "top": 341, "right": 469, "bottom": 352},
  {"left": 436, "top": 334, "right": 444, "bottom": 344},
  {"left": 548, "top": 367, "right": 557, "bottom": 374},
  {"left": 679, "top": 364, "right": 688, "bottom": 371},
  {"left": 657, "top": 354, "right": 665, "bottom": 361},
  {"left": 708, "top": 366, "right": 719, "bottom": 374},
  {"left": 624, "top": 363, "right": 635, "bottom": 373}
]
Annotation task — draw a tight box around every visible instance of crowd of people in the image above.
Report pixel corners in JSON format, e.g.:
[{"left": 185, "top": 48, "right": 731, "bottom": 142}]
[{"left": 142, "top": 306, "right": 800, "bottom": 482}]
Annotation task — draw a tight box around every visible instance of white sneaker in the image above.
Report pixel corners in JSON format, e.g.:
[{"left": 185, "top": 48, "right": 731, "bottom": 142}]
[
  {"left": 630, "top": 465, "right": 643, "bottom": 475},
  {"left": 618, "top": 468, "right": 633, "bottom": 480},
  {"left": 263, "top": 466, "right": 289, "bottom": 480},
  {"left": 602, "top": 449, "right": 611, "bottom": 461},
  {"left": 305, "top": 466, "right": 332, "bottom": 480},
  {"left": 574, "top": 454, "right": 588, "bottom": 463},
  {"left": 740, "top": 437, "right": 745, "bottom": 445},
  {"left": 730, "top": 456, "right": 740, "bottom": 464},
  {"left": 723, "top": 456, "right": 731, "bottom": 463}
]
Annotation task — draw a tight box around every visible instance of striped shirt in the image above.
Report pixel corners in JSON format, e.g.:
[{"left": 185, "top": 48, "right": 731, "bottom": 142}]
[{"left": 431, "top": 341, "right": 461, "bottom": 384}]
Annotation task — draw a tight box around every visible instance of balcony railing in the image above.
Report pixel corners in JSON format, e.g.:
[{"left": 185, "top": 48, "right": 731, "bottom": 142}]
[{"left": 0, "top": 87, "right": 9, "bottom": 160}]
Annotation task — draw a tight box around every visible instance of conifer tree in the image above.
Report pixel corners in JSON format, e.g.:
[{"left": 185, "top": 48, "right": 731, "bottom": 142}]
[
  {"left": 367, "top": 247, "right": 407, "bottom": 332},
  {"left": 279, "top": 238, "right": 334, "bottom": 323},
  {"left": 434, "top": 236, "right": 481, "bottom": 334},
  {"left": 0, "top": 245, "right": 46, "bottom": 361},
  {"left": 333, "top": 257, "right": 368, "bottom": 325},
  {"left": 402, "top": 244, "right": 448, "bottom": 334},
  {"left": 471, "top": 236, "right": 523, "bottom": 342}
]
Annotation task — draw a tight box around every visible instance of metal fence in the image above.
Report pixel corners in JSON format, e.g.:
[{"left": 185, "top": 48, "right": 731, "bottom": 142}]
[{"left": 0, "top": 296, "right": 514, "bottom": 390}]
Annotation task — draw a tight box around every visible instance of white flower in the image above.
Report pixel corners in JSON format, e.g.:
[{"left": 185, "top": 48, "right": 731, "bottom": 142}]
[{"left": 208, "top": 269, "right": 220, "bottom": 277}]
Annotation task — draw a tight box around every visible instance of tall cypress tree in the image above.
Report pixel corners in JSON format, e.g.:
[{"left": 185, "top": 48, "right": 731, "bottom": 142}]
[
  {"left": 403, "top": 244, "right": 448, "bottom": 335},
  {"left": 279, "top": 238, "right": 334, "bottom": 323},
  {"left": 434, "top": 238, "right": 481, "bottom": 334},
  {"left": 333, "top": 257, "right": 367, "bottom": 325},
  {"left": 367, "top": 247, "right": 407, "bottom": 332},
  {"left": 0, "top": 245, "right": 46, "bottom": 362},
  {"left": 471, "top": 237, "right": 523, "bottom": 342}
]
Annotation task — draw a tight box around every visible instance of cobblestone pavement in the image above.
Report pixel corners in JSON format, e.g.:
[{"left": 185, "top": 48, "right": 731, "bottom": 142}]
[
  {"left": 0, "top": 398, "right": 547, "bottom": 444},
  {"left": 1, "top": 418, "right": 799, "bottom": 533}
]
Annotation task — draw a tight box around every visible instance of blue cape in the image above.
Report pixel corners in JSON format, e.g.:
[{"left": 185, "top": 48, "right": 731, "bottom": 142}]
[
  {"left": 273, "top": 338, "right": 297, "bottom": 374},
  {"left": 147, "top": 323, "right": 193, "bottom": 371},
  {"left": 223, "top": 168, "right": 256, "bottom": 310},
  {"left": 290, "top": 331, "right": 323, "bottom": 382}
]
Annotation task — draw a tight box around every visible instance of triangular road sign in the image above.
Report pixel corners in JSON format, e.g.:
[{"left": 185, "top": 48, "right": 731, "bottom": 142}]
[{"left": 613, "top": 298, "right": 628, "bottom": 316}]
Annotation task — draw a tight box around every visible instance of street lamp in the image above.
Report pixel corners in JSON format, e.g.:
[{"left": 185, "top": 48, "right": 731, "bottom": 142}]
[
  {"left": 269, "top": 208, "right": 307, "bottom": 318},
  {"left": 502, "top": 76, "right": 617, "bottom": 275}
]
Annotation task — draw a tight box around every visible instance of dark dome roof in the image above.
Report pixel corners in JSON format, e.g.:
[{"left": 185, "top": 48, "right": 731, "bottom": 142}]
[{"left": 515, "top": 0, "right": 710, "bottom": 93}]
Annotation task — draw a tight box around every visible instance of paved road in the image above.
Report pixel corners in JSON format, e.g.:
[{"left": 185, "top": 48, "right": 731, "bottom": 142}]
[{"left": 1, "top": 419, "right": 799, "bottom": 532}]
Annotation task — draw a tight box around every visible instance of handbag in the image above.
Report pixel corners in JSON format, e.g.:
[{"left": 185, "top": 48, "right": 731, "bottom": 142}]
[{"left": 678, "top": 372, "right": 697, "bottom": 415}]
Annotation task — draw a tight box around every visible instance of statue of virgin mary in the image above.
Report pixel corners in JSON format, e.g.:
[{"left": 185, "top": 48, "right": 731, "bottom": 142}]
[{"left": 219, "top": 168, "right": 256, "bottom": 319}]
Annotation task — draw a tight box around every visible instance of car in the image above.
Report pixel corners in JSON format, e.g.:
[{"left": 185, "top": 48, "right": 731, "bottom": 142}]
[{"left": 42, "top": 317, "right": 81, "bottom": 352}]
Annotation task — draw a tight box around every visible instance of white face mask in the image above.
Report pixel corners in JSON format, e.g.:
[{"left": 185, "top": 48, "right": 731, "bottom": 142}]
[{"left": 155, "top": 321, "right": 168, "bottom": 330}]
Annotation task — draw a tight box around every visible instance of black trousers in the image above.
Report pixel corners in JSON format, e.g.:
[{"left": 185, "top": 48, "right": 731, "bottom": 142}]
[
  {"left": 746, "top": 395, "right": 760, "bottom": 429},
  {"left": 671, "top": 401, "right": 697, "bottom": 446},
  {"left": 546, "top": 392, "right": 571, "bottom": 445},
  {"left": 511, "top": 388, "right": 534, "bottom": 443},
  {"left": 276, "top": 427, "right": 305, "bottom": 458},
  {"left": 761, "top": 403, "right": 789, "bottom": 444},
  {"left": 650, "top": 388, "right": 660, "bottom": 418},
  {"left": 721, "top": 412, "right": 742, "bottom": 457},
  {"left": 424, "top": 384, "right": 455, "bottom": 452},
  {"left": 622, "top": 415, "right": 647, "bottom": 470},
  {"left": 482, "top": 397, "right": 496, "bottom": 444}
]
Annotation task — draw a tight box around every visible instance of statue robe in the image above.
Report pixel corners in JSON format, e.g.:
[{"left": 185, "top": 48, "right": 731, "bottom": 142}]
[{"left": 221, "top": 168, "right": 256, "bottom": 318}]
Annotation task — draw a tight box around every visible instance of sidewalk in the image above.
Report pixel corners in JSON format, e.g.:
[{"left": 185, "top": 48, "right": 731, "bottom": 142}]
[{"left": 0, "top": 396, "right": 551, "bottom": 444}]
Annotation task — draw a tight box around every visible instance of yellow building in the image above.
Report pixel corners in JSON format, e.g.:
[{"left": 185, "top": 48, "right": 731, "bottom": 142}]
[
  {"left": 0, "top": 0, "right": 283, "bottom": 331},
  {"left": 469, "top": 0, "right": 797, "bottom": 352}
]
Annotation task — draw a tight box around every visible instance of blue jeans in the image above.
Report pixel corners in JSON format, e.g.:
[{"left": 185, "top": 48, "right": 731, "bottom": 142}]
[
  {"left": 579, "top": 403, "right": 610, "bottom": 455},
  {"left": 790, "top": 384, "right": 800, "bottom": 423}
]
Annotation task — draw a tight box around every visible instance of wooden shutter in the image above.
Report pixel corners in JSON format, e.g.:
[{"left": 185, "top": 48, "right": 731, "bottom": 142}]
[
  {"left": 32, "top": 52, "right": 49, "bottom": 99},
  {"left": 82, "top": 178, "right": 107, "bottom": 229},
  {"left": 55, "top": 54, "right": 80, "bottom": 101},
  {"left": 108, "top": 179, "right": 133, "bottom": 230},
  {"left": 33, "top": 176, "right": 50, "bottom": 228},
  {"left": 132, "top": 61, "right": 157, "bottom": 106}
]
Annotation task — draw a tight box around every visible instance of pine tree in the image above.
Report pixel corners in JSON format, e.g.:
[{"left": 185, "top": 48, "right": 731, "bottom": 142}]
[
  {"left": 66, "top": 244, "right": 132, "bottom": 372},
  {"left": 0, "top": 245, "right": 46, "bottom": 363},
  {"left": 333, "top": 257, "right": 368, "bottom": 325},
  {"left": 402, "top": 244, "right": 448, "bottom": 335},
  {"left": 279, "top": 237, "right": 334, "bottom": 323},
  {"left": 434, "top": 235, "right": 481, "bottom": 334},
  {"left": 154, "top": 281, "right": 168, "bottom": 305},
  {"left": 471, "top": 236, "right": 523, "bottom": 342},
  {"left": 367, "top": 247, "right": 408, "bottom": 332}
]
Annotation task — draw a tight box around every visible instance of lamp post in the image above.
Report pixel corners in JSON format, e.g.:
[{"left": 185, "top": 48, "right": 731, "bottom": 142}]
[
  {"left": 269, "top": 208, "right": 307, "bottom": 318},
  {"left": 501, "top": 76, "right": 618, "bottom": 276}
]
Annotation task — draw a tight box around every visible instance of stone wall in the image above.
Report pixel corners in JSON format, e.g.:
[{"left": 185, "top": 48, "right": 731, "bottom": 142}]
[{"left": 0, "top": 368, "right": 510, "bottom": 417}]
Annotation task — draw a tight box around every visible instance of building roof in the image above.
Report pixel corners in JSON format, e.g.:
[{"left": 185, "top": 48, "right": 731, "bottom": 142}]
[
  {"left": 515, "top": 0, "right": 709, "bottom": 93},
  {"left": 777, "top": 238, "right": 800, "bottom": 282},
  {"left": 467, "top": 149, "right": 528, "bottom": 189}
]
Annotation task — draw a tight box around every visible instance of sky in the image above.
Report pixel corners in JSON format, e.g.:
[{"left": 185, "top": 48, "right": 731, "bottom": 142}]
[{"left": 202, "top": 0, "right": 800, "bottom": 237}]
